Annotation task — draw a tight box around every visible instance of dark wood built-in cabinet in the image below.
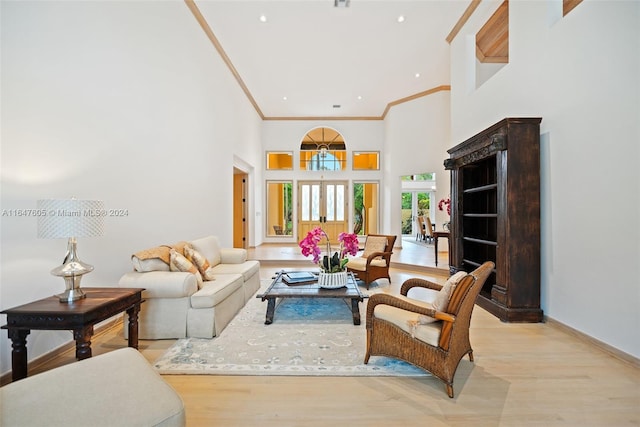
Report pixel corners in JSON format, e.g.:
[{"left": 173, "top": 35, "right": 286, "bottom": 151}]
[{"left": 445, "top": 118, "right": 543, "bottom": 322}]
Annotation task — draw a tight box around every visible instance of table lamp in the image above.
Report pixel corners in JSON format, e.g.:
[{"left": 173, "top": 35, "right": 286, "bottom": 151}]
[{"left": 37, "top": 199, "right": 105, "bottom": 302}]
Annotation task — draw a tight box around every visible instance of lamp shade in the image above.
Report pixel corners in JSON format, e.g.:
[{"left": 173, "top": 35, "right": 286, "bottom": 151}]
[{"left": 37, "top": 199, "right": 105, "bottom": 239}]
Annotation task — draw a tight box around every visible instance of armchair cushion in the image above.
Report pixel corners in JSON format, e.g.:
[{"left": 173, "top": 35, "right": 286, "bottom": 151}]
[
  {"left": 344, "top": 257, "right": 387, "bottom": 272},
  {"left": 374, "top": 300, "right": 442, "bottom": 346},
  {"left": 432, "top": 271, "right": 467, "bottom": 313},
  {"left": 362, "top": 236, "right": 388, "bottom": 258}
]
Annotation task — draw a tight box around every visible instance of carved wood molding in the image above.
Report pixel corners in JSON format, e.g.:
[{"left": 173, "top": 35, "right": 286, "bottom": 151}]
[{"left": 445, "top": 133, "right": 506, "bottom": 169}]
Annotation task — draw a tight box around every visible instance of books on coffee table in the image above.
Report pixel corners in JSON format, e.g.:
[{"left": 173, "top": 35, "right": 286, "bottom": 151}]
[{"left": 283, "top": 271, "right": 317, "bottom": 285}]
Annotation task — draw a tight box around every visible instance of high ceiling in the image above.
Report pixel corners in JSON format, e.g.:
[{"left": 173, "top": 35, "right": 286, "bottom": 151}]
[{"left": 192, "top": 0, "right": 473, "bottom": 119}]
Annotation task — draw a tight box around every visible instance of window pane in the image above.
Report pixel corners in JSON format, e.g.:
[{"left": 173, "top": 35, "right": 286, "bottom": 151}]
[
  {"left": 326, "top": 185, "right": 335, "bottom": 221},
  {"left": 352, "top": 151, "right": 379, "bottom": 170},
  {"left": 311, "top": 184, "right": 320, "bottom": 221},
  {"left": 302, "top": 185, "right": 310, "bottom": 221},
  {"left": 266, "top": 152, "right": 293, "bottom": 170},
  {"left": 336, "top": 185, "right": 345, "bottom": 221}
]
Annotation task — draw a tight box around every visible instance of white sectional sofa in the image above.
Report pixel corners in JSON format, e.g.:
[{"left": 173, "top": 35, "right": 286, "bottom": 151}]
[{"left": 119, "top": 236, "right": 260, "bottom": 339}]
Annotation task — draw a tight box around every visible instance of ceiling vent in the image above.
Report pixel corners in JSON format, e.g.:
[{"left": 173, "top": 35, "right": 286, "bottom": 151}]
[{"left": 334, "top": 0, "right": 350, "bottom": 7}]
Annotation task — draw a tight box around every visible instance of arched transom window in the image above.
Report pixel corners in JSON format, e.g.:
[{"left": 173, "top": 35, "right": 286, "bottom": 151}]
[{"left": 299, "top": 127, "right": 346, "bottom": 171}]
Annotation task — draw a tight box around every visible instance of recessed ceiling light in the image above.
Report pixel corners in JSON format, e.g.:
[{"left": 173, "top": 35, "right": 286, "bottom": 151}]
[
  {"left": 259, "top": 15, "right": 267, "bottom": 23},
  {"left": 357, "top": 96, "right": 362, "bottom": 100},
  {"left": 282, "top": 96, "right": 287, "bottom": 101},
  {"left": 415, "top": 73, "right": 421, "bottom": 78},
  {"left": 397, "top": 15, "right": 405, "bottom": 23}
]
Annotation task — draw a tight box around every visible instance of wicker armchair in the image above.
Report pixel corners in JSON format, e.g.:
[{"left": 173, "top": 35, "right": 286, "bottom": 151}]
[
  {"left": 346, "top": 234, "right": 397, "bottom": 290},
  {"left": 364, "top": 261, "right": 494, "bottom": 398}
]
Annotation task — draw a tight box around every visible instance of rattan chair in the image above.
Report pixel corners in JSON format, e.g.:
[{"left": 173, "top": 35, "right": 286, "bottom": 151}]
[
  {"left": 364, "top": 261, "right": 494, "bottom": 398},
  {"left": 346, "top": 234, "right": 397, "bottom": 290}
]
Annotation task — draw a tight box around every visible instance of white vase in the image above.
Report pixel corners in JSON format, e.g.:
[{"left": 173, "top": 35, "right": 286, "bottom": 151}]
[{"left": 318, "top": 271, "right": 348, "bottom": 289}]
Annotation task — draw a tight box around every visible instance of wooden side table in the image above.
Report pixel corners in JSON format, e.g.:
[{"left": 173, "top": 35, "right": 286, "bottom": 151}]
[{"left": 1, "top": 287, "right": 144, "bottom": 381}]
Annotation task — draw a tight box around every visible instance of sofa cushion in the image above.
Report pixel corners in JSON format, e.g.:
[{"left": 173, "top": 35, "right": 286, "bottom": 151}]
[
  {"left": 219, "top": 248, "right": 248, "bottom": 264},
  {"left": 190, "top": 236, "right": 221, "bottom": 267},
  {"left": 184, "top": 244, "right": 216, "bottom": 281},
  {"left": 169, "top": 249, "right": 203, "bottom": 288},
  {"left": 190, "top": 274, "right": 244, "bottom": 309},
  {"left": 210, "top": 260, "right": 260, "bottom": 282}
]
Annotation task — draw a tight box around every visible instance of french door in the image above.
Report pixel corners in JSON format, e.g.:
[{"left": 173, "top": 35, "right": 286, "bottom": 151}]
[{"left": 298, "top": 181, "right": 348, "bottom": 244}]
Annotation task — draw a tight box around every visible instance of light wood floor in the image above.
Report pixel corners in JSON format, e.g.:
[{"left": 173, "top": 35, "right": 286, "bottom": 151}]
[{"left": 14, "top": 240, "right": 640, "bottom": 426}]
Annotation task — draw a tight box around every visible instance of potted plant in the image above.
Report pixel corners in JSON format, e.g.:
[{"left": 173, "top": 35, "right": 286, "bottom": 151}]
[{"left": 299, "top": 227, "right": 359, "bottom": 288}]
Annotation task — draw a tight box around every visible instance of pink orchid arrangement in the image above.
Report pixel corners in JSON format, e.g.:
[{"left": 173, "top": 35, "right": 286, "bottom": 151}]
[
  {"left": 438, "top": 197, "right": 451, "bottom": 216},
  {"left": 299, "top": 227, "right": 359, "bottom": 272}
]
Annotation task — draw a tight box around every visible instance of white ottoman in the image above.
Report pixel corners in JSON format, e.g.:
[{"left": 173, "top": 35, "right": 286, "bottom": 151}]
[{"left": 0, "top": 348, "right": 185, "bottom": 427}]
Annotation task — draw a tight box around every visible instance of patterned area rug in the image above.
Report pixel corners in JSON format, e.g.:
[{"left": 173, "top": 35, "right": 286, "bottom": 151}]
[{"left": 154, "top": 280, "right": 428, "bottom": 377}]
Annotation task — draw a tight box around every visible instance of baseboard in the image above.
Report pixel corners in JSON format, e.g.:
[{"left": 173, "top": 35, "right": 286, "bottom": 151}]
[
  {"left": 545, "top": 316, "right": 639, "bottom": 369},
  {"left": 0, "top": 318, "right": 120, "bottom": 386}
]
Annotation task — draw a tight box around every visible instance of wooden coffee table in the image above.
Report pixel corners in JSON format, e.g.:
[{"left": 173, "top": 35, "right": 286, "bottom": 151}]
[
  {"left": 1, "top": 287, "right": 144, "bottom": 381},
  {"left": 257, "top": 271, "right": 366, "bottom": 325}
]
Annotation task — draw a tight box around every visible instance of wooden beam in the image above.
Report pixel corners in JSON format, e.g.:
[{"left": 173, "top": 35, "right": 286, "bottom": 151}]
[
  {"left": 184, "top": 0, "right": 265, "bottom": 120},
  {"left": 446, "top": 0, "right": 482, "bottom": 44}
]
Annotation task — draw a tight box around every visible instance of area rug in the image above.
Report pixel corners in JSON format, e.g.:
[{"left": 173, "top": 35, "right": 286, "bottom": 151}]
[{"left": 153, "top": 280, "right": 428, "bottom": 377}]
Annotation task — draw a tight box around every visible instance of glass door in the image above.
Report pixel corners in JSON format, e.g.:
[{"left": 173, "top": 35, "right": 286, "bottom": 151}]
[
  {"left": 402, "top": 191, "right": 432, "bottom": 236},
  {"left": 298, "top": 181, "right": 348, "bottom": 243}
]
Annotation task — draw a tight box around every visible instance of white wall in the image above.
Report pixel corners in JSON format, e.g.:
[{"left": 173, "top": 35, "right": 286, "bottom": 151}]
[
  {"left": 449, "top": 0, "right": 640, "bottom": 357},
  {"left": 0, "top": 1, "right": 262, "bottom": 374},
  {"left": 384, "top": 91, "right": 452, "bottom": 242}
]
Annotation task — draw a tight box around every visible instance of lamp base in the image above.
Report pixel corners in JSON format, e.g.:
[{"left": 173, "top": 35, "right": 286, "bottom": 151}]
[
  {"left": 52, "top": 238, "right": 93, "bottom": 303},
  {"left": 57, "top": 285, "right": 86, "bottom": 303}
]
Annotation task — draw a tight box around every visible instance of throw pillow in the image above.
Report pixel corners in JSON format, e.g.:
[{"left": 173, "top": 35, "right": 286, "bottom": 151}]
[
  {"left": 362, "top": 236, "right": 388, "bottom": 258},
  {"left": 431, "top": 271, "right": 468, "bottom": 313},
  {"left": 169, "top": 249, "right": 203, "bottom": 288},
  {"left": 184, "top": 244, "right": 216, "bottom": 281},
  {"left": 408, "top": 272, "right": 468, "bottom": 328}
]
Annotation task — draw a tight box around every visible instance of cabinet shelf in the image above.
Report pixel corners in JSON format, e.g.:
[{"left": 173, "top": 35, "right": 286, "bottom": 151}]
[
  {"left": 463, "top": 213, "right": 498, "bottom": 218},
  {"left": 463, "top": 237, "right": 497, "bottom": 246},
  {"left": 463, "top": 183, "right": 498, "bottom": 194},
  {"left": 446, "top": 117, "right": 543, "bottom": 323}
]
